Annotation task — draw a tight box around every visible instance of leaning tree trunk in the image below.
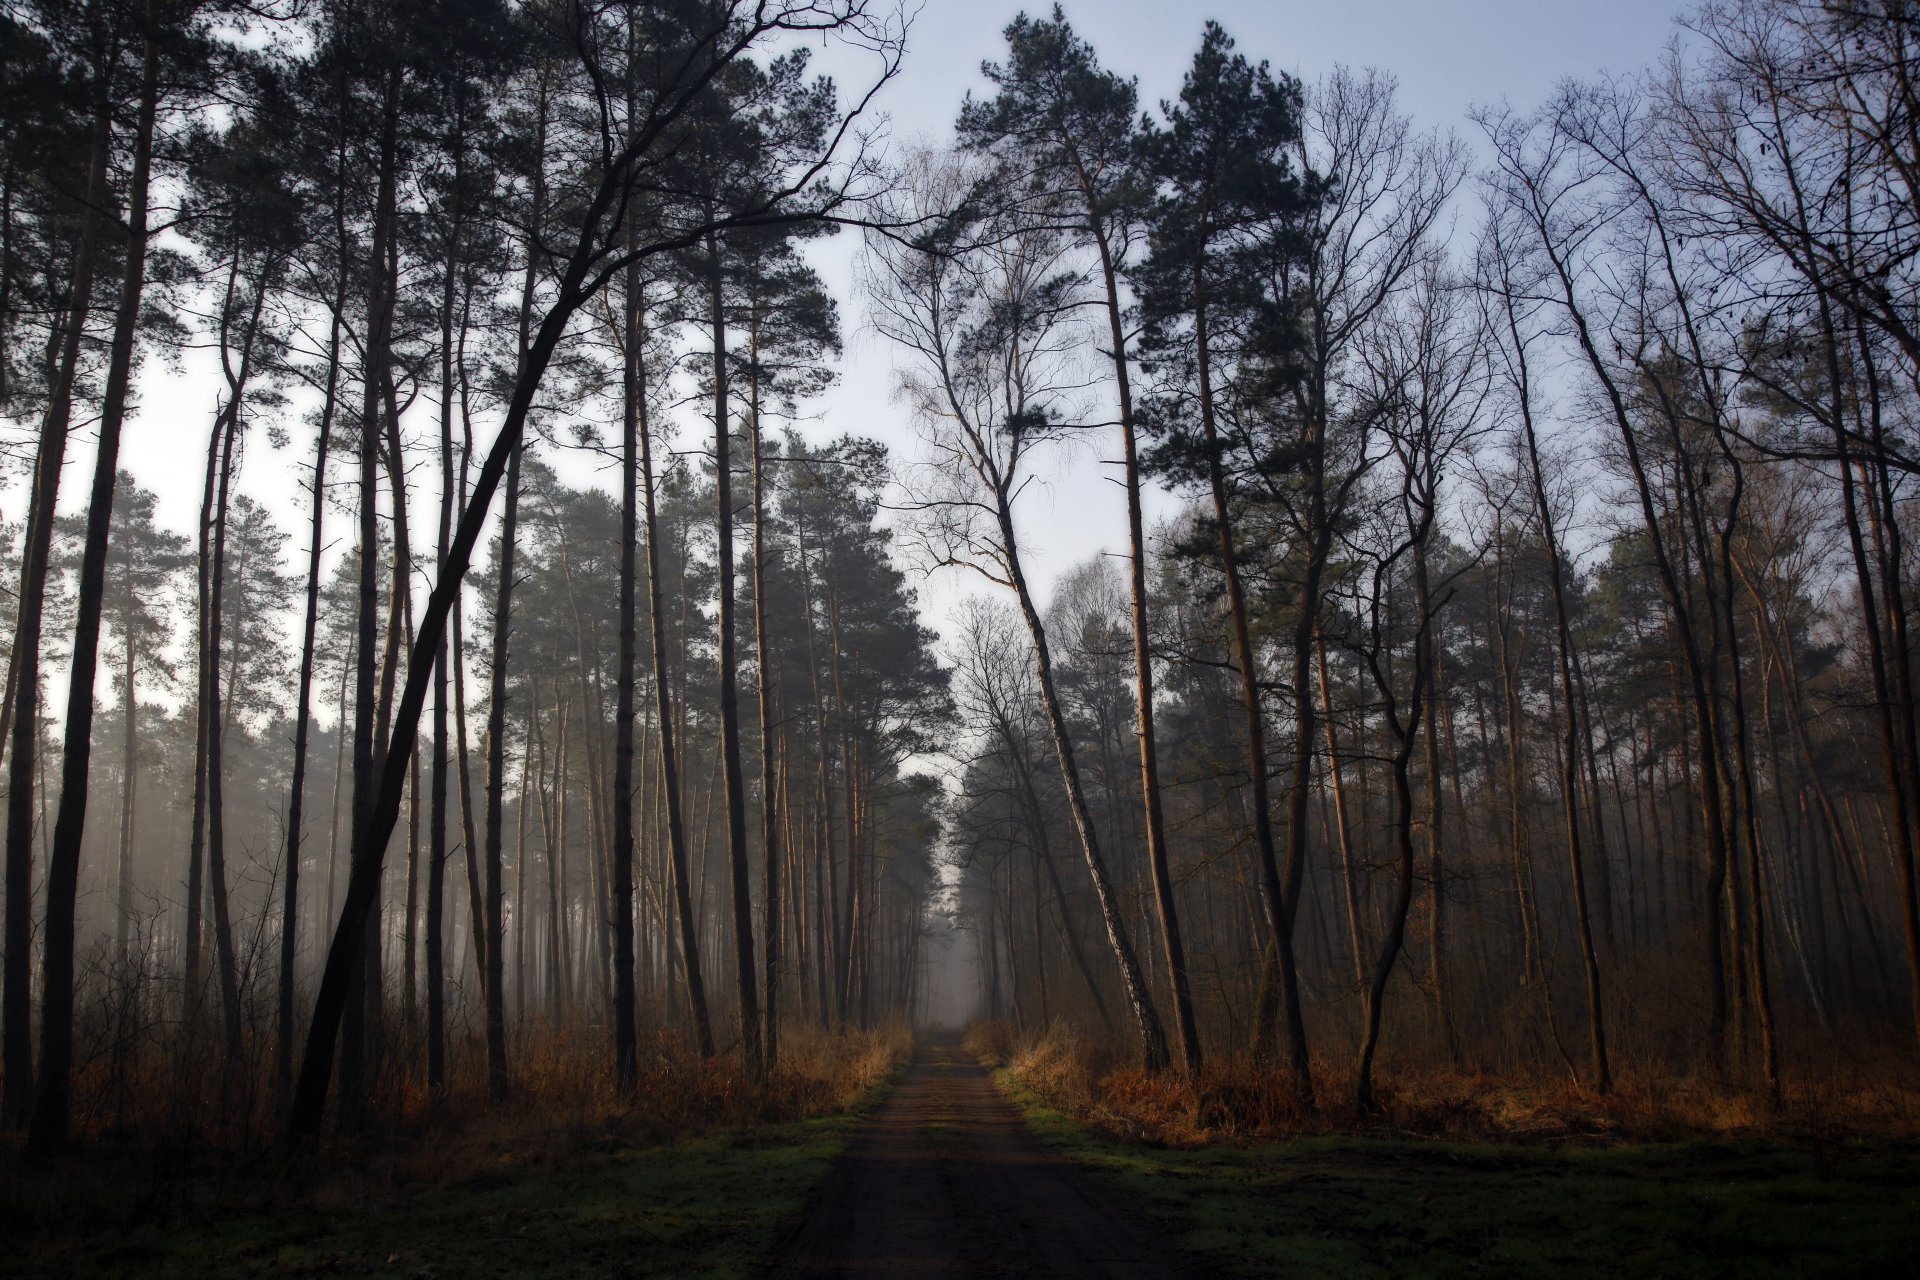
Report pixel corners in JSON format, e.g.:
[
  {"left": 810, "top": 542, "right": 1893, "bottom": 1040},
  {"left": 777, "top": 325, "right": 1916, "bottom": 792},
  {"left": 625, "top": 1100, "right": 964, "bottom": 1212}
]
[
  {"left": 1089, "top": 213, "right": 1199, "bottom": 1075},
  {"left": 1506, "top": 296, "right": 1611, "bottom": 1095},
  {"left": 995, "top": 489, "right": 1169, "bottom": 1072}
]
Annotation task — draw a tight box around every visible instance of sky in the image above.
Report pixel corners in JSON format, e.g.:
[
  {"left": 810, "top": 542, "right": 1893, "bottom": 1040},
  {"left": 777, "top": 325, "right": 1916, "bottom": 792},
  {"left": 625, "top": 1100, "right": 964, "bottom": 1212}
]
[
  {"left": 79, "top": 0, "right": 1696, "bottom": 669},
  {"left": 804, "top": 0, "right": 1695, "bottom": 632}
]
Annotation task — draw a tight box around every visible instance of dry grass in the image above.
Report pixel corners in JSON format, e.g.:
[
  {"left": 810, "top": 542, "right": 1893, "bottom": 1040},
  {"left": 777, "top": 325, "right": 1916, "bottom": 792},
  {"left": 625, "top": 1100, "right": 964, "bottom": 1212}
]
[
  {"left": 383, "top": 1022, "right": 909, "bottom": 1182},
  {"left": 1, "top": 1020, "right": 912, "bottom": 1233},
  {"left": 971, "top": 1019, "right": 1920, "bottom": 1147}
]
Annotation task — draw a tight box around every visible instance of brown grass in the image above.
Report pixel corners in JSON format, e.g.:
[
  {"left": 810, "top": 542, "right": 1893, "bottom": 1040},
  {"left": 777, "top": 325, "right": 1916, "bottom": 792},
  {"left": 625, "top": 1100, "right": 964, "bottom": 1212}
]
[
  {"left": 352, "top": 1021, "right": 911, "bottom": 1190},
  {"left": 1, "top": 1020, "right": 912, "bottom": 1231},
  {"left": 970, "top": 1019, "right": 1920, "bottom": 1147}
]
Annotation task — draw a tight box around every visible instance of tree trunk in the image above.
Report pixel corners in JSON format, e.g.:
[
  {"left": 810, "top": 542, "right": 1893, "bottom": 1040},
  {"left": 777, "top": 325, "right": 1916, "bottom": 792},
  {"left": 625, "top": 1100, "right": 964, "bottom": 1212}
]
[
  {"left": 747, "top": 324, "right": 783, "bottom": 1069},
  {"left": 2, "top": 44, "right": 110, "bottom": 1129},
  {"left": 280, "top": 273, "right": 343, "bottom": 1102},
  {"left": 996, "top": 491, "right": 1168, "bottom": 1071},
  {"left": 709, "top": 232, "right": 762, "bottom": 1078},
  {"left": 1506, "top": 292, "right": 1610, "bottom": 1093},
  {"left": 1091, "top": 216, "right": 1199, "bottom": 1075},
  {"left": 634, "top": 285, "right": 713, "bottom": 1057},
  {"left": 1194, "top": 275, "right": 1312, "bottom": 1101},
  {"left": 26, "top": 14, "right": 156, "bottom": 1155}
]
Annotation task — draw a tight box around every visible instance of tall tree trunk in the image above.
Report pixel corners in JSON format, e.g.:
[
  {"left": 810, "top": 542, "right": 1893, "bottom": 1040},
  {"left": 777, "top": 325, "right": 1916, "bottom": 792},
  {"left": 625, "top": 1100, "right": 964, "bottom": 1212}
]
[
  {"left": 612, "top": 267, "right": 641, "bottom": 1084},
  {"left": 634, "top": 285, "right": 713, "bottom": 1057},
  {"left": 481, "top": 439, "right": 522, "bottom": 1102},
  {"left": 2, "top": 37, "right": 111, "bottom": 1128},
  {"left": 1527, "top": 202, "right": 1736, "bottom": 1067},
  {"left": 116, "top": 577, "right": 137, "bottom": 962},
  {"left": 747, "top": 327, "right": 783, "bottom": 1069},
  {"left": 1091, "top": 213, "right": 1199, "bottom": 1075},
  {"left": 1505, "top": 289, "right": 1610, "bottom": 1093},
  {"left": 340, "top": 62, "right": 403, "bottom": 1131},
  {"left": 279, "top": 273, "right": 343, "bottom": 1102},
  {"left": 26, "top": 12, "right": 156, "bottom": 1155},
  {"left": 426, "top": 194, "right": 460, "bottom": 1094},
  {"left": 204, "top": 401, "right": 243, "bottom": 1062},
  {"left": 996, "top": 492, "right": 1168, "bottom": 1070},
  {"left": 709, "top": 232, "right": 762, "bottom": 1078},
  {"left": 1193, "top": 273, "right": 1312, "bottom": 1101}
]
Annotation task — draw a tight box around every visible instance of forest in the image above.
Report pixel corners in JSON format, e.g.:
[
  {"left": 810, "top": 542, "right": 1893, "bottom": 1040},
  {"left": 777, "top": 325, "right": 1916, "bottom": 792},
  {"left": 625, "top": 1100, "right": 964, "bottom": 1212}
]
[{"left": 3, "top": 0, "right": 1920, "bottom": 1274}]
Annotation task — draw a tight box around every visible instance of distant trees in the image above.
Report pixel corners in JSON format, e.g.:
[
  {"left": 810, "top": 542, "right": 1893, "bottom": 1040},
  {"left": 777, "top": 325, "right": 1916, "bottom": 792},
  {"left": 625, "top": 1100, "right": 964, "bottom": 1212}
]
[{"left": 930, "top": 1, "right": 1920, "bottom": 1107}]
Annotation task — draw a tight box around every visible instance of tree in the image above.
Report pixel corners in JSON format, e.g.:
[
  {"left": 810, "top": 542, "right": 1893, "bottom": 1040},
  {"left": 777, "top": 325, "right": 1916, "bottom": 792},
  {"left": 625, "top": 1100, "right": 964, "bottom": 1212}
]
[
  {"left": 2, "top": 0, "right": 116, "bottom": 1130},
  {"left": 288, "top": 0, "right": 901, "bottom": 1136},
  {"left": 960, "top": 5, "right": 1201, "bottom": 1074},
  {"left": 873, "top": 149, "right": 1170, "bottom": 1069},
  {"left": 30, "top": 0, "right": 186, "bottom": 1157},
  {"left": 731, "top": 231, "right": 837, "bottom": 1065},
  {"left": 1135, "top": 21, "right": 1311, "bottom": 1093}
]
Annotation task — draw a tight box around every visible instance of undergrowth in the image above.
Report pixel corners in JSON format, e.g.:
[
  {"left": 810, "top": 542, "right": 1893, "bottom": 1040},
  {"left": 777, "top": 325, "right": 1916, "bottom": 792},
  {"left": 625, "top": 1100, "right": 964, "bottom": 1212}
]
[
  {"left": 966, "top": 1019, "right": 1920, "bottom": 1146},
  {"left": 2, "top": 1021, "right": 912, "bottom": 1239}
]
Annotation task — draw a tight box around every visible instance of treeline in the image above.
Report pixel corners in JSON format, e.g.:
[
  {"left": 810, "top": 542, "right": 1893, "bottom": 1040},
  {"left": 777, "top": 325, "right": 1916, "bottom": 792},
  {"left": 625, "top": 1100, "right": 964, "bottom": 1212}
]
[
  {"left": 6, "top": 0, "right": 1919, "bottom": 1160},
  {"left": 922, "top": 1, "right": 1920, "bottom": 1109},
  {"left": 0, "top": 0, "right": 933, "bottom": 1158}
]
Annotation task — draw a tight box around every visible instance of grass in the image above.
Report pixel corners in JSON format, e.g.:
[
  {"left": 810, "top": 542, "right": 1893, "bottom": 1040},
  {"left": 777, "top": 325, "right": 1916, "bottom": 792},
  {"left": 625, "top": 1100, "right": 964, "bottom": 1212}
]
[
  {"left": 995, "top": 1069, "right": 1920, "bottom": 1278},
  {"left": 8, "top": 1110, "right": 860, "bottom": 1280},
  {"left": 4, "top": 1027, "right": 912, "bottom": 1280}
]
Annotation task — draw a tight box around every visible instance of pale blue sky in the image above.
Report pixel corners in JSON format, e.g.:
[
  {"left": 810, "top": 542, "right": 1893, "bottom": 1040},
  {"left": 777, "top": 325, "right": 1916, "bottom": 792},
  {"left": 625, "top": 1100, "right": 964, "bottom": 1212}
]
[
  {"left": 99, "top": 0, "right": 1696, "bottom": 662},
  {"left": 808, "top": 0, "right": 1694, "bottom": 630}
]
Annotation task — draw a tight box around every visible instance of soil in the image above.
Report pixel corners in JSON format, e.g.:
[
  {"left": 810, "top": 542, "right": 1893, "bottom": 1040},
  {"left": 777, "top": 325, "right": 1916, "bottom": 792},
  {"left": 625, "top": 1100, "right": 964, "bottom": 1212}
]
[{"left": 768, "top": 1031, "right": 1193, "bottom": 1279}]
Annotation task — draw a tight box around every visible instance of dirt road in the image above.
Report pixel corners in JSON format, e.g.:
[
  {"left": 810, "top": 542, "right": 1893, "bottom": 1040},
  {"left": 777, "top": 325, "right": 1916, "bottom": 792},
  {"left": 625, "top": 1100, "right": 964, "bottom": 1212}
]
[{"left": 768, "top": 1032, "right": 1192, "bottom": 1279}]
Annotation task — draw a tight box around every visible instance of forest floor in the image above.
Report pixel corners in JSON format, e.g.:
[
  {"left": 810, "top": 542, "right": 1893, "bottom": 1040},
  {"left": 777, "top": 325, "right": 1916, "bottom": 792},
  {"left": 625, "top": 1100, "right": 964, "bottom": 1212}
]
[
  {"left": 994, "top": 1068, "right": 1920, "bottom": 1278},
  {"left": 13, "top": 1028, "right": 1920, "bottom": 1278},
  {"left": 1, "top": 1028, "right": 911, "bottom": 1280},
  {"left": 5, "top": 1107, "right": 865, "bottom": 1279}
]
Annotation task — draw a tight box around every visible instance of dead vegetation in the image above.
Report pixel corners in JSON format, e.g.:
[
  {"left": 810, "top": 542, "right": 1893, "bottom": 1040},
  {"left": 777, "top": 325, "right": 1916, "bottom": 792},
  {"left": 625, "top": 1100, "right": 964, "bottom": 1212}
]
[
  {"left": 1, "top": 1021, "right": 911, "bottom": 1235},
  {"left": 967, "top": 1020, "right": 1920, "bottom": 1147}
]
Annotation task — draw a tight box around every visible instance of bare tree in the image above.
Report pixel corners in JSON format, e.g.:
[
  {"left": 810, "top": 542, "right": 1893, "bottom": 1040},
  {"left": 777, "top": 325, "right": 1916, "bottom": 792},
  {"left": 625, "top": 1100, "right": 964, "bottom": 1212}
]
[{"left": 873, "top": 150, "right": 1170, "bottom": 1069}]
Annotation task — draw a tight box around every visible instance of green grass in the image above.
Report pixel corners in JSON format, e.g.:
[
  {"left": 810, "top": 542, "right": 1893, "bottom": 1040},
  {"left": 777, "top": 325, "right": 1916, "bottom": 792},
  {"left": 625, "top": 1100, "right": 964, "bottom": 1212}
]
[
  {"left": 997, "top": 1073, "right": 1920, "bottom": 1279},
  {"left": 7, "top": 1106, "right": 870, "bottom": 1280}
]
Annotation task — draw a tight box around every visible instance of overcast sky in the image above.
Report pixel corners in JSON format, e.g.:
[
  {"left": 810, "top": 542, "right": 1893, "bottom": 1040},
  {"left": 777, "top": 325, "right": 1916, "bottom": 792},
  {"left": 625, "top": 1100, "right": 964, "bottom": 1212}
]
[{"left": 89, "top": 0, "right": 1695, "bottom": 660}]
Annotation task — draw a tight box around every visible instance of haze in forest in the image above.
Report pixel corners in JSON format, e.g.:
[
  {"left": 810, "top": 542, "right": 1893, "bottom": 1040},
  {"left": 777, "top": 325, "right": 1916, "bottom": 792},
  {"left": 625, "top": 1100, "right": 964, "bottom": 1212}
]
[{"left": 4, "top": 0, "right": 1920, "bottom": 1274}]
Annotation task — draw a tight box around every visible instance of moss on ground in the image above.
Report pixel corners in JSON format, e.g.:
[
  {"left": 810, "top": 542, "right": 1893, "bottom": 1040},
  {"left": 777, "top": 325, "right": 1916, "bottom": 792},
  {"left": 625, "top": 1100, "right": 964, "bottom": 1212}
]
[{"left": 998, "top": 1072, "right": 1920, "bottom": 1279}]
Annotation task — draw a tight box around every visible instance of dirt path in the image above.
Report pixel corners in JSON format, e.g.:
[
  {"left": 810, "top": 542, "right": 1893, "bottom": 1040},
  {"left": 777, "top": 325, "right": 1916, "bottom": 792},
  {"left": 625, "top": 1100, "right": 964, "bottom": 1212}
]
[{"left": 768, "top": 1032, "right": 1192, "bottom": 1279}]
